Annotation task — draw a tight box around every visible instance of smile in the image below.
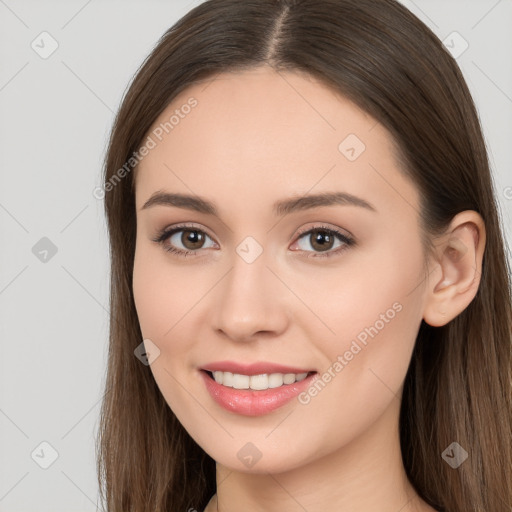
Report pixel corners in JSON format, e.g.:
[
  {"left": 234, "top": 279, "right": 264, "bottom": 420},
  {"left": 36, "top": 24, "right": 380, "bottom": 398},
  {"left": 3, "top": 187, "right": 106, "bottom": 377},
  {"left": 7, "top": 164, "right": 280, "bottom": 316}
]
[{"left": 199, "top": 369, "right": 318, "bottom": 416}]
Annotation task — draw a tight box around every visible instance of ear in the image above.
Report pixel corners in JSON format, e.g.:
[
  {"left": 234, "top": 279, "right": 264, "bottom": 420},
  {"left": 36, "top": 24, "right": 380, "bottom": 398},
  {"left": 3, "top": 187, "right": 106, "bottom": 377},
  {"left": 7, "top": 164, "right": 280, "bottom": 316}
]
[{"left": 422, "top": 211, "right": 486, "bottom": 327}]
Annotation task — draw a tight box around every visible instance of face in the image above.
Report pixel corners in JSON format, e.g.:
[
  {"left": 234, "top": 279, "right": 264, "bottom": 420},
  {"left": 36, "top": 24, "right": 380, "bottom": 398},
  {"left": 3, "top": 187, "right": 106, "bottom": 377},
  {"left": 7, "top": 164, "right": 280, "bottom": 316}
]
[{"left": 132, "top": 66, "right": 429, "bottom": 474}]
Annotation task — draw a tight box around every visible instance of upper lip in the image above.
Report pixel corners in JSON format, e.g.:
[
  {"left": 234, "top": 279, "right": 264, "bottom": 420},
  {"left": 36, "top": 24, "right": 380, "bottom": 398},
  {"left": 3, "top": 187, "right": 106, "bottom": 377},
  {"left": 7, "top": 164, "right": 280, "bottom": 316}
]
[{"left": 201, "top": 360, "right": 316, "bottom": 376}]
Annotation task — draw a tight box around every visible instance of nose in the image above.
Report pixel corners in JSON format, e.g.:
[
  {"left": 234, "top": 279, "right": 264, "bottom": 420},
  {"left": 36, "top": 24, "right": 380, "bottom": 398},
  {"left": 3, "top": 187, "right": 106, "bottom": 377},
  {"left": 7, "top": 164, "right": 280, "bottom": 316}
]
[{"left": 212, "top": 247, "right": 290, "bottom": 343}]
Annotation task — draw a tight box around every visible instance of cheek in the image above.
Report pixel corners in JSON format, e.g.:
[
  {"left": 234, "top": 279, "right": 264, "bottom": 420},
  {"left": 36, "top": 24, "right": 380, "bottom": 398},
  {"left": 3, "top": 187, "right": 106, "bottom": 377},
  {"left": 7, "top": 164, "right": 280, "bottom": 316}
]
[
  {"left": 292, "top": 290, "right": 422, "bottom": 456},
  {"left": 132, "top": 243, "right": 203, "bottom": 341},
  {"left": 132, "top": 246, "right": 199, "bottom": 410},
  {"left": 132, "top": 247, "right": 166, "bottom": 339},
  {"left": 310, "top": 234, "right": 423, "bottom": 331},
  {"left": 307, "top": 235, "right": 425, "bottom": 383}
]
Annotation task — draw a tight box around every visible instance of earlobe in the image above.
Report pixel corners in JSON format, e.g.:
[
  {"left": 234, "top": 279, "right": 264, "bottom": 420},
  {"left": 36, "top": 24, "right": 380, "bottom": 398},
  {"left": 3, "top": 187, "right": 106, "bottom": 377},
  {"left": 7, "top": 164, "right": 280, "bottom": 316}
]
[{"left": 422, "top": 211, "right": 486, "bottom": 327}]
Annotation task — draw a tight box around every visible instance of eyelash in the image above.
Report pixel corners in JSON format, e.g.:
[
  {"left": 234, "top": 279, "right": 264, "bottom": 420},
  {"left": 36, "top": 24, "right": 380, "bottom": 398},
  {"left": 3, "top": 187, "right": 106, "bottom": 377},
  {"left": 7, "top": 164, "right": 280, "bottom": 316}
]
[{"left": 151, "top": 223, "right": 355, "bottom": 259}]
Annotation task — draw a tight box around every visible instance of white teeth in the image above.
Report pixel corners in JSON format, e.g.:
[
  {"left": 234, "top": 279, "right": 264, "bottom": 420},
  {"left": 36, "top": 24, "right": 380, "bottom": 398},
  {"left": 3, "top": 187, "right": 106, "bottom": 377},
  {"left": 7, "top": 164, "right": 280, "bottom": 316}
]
[
  {"left": 210, "top": 371, "right": 310, "bottom": 390},
  {"left": 268, "top": 373, "right": 283, "bottom": 388},
  {"left": 232, "top": 374, "right": 250, "bottom": 389},
  {"left": 222, "top": 371, "right": 233, "bottom": 386},
  {"left": 249, "top": 374, "right": 268, "bottom": 390},
  {"left": 283, "top": 373, "right": 296, "bottom": 384}
]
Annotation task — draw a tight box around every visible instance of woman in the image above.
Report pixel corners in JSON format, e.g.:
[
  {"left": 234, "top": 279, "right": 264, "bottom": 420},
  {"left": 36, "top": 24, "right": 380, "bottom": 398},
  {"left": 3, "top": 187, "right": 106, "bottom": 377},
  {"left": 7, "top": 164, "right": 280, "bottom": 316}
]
[{"left": 96, "top": 0, "right": 512, "bottom": 511}]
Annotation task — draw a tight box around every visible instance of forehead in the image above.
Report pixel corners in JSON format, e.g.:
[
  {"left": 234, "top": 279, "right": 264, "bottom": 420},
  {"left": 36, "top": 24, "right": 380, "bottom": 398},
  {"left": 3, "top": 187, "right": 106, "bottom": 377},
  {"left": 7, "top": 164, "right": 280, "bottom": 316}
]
[{"left": 134, "top": 67, "right": 419, "bottom": 220}]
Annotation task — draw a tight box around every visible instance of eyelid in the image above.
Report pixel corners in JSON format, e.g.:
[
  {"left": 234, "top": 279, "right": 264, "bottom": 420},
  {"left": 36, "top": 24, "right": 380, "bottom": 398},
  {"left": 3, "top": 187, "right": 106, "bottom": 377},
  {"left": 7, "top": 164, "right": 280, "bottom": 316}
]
[
  {"left": 294, "top": 222, "right": 353, "bottom": 240},
  {"left": 163, "top": 222, "right": 216, "bottom": 240}
]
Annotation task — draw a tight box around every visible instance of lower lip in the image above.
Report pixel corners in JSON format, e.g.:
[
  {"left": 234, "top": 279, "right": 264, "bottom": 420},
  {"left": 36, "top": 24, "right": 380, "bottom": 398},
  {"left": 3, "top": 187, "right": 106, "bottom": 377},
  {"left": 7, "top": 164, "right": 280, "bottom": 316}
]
[{"left": 199, "top": 370, "right": 317, "bottom": 416}]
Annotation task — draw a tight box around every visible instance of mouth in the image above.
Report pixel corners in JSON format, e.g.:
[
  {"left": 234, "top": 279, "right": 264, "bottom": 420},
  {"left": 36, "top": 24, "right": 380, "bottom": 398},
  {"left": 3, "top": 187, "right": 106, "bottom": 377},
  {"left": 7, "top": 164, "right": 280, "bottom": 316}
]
[{"left": 199, "top": 368, "right": 319, "bottom": 416}]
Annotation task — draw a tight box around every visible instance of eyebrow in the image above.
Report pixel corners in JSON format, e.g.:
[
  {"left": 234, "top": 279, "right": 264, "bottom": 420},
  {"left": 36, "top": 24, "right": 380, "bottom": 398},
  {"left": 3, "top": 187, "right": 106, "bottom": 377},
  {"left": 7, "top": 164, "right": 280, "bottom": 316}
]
[{"left": 140, "top": 190, "right": 377, "bottom": 216}]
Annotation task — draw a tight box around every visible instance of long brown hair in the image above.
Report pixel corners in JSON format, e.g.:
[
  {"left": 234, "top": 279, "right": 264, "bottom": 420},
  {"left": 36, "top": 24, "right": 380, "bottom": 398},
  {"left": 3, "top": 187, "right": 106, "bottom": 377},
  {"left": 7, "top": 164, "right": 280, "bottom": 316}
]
[{"left": 96, "top": 0, "right": 512, "bottom": 510}]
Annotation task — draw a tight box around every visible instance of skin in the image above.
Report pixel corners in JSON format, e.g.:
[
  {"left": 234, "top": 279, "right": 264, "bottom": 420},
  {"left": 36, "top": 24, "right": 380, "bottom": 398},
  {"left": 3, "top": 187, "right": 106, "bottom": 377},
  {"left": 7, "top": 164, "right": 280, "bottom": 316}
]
[{"left": 132, "top": 65, "right": 486, "bottom": 512}]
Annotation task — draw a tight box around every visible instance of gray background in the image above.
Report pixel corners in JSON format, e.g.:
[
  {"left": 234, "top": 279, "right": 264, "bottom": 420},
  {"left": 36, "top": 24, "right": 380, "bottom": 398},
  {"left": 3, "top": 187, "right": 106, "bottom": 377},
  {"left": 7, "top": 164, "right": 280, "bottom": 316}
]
[{"left": 0, "top": 0, "right": 511, "bottom": 510}]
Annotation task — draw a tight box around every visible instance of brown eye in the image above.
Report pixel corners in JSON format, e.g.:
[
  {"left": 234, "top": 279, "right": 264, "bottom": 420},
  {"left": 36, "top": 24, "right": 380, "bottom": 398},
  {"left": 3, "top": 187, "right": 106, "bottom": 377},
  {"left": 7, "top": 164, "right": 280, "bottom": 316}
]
[
  {"left": 307, "top": 229, "right": 336, "bottom": 252},
  {"left": 152, "top": 225, "right": 216, "bottom": 256},
  {"left": 179, "top": 229, "right": 206, "bottom": 250},
  {"left": 291, "top": 224, "right": 355, "bottom": 259}
]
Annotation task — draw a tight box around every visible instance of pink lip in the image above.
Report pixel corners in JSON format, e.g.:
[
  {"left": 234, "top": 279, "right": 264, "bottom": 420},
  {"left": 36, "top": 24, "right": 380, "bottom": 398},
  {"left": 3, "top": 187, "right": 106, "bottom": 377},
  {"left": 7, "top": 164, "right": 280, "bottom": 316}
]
[
  {"left": 199, "top": 369, "right": 317, "bottom": 416},
  {"left": 201, "top": 360, "right": 314, "bottom": 375}
]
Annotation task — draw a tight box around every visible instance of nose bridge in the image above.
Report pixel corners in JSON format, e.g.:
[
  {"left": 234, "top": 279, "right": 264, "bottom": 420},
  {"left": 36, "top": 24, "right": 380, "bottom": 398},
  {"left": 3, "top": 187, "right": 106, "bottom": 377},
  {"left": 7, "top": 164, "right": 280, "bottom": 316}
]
[{"left": 213, "top": 235, "right": 288, "bottom": 340}]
